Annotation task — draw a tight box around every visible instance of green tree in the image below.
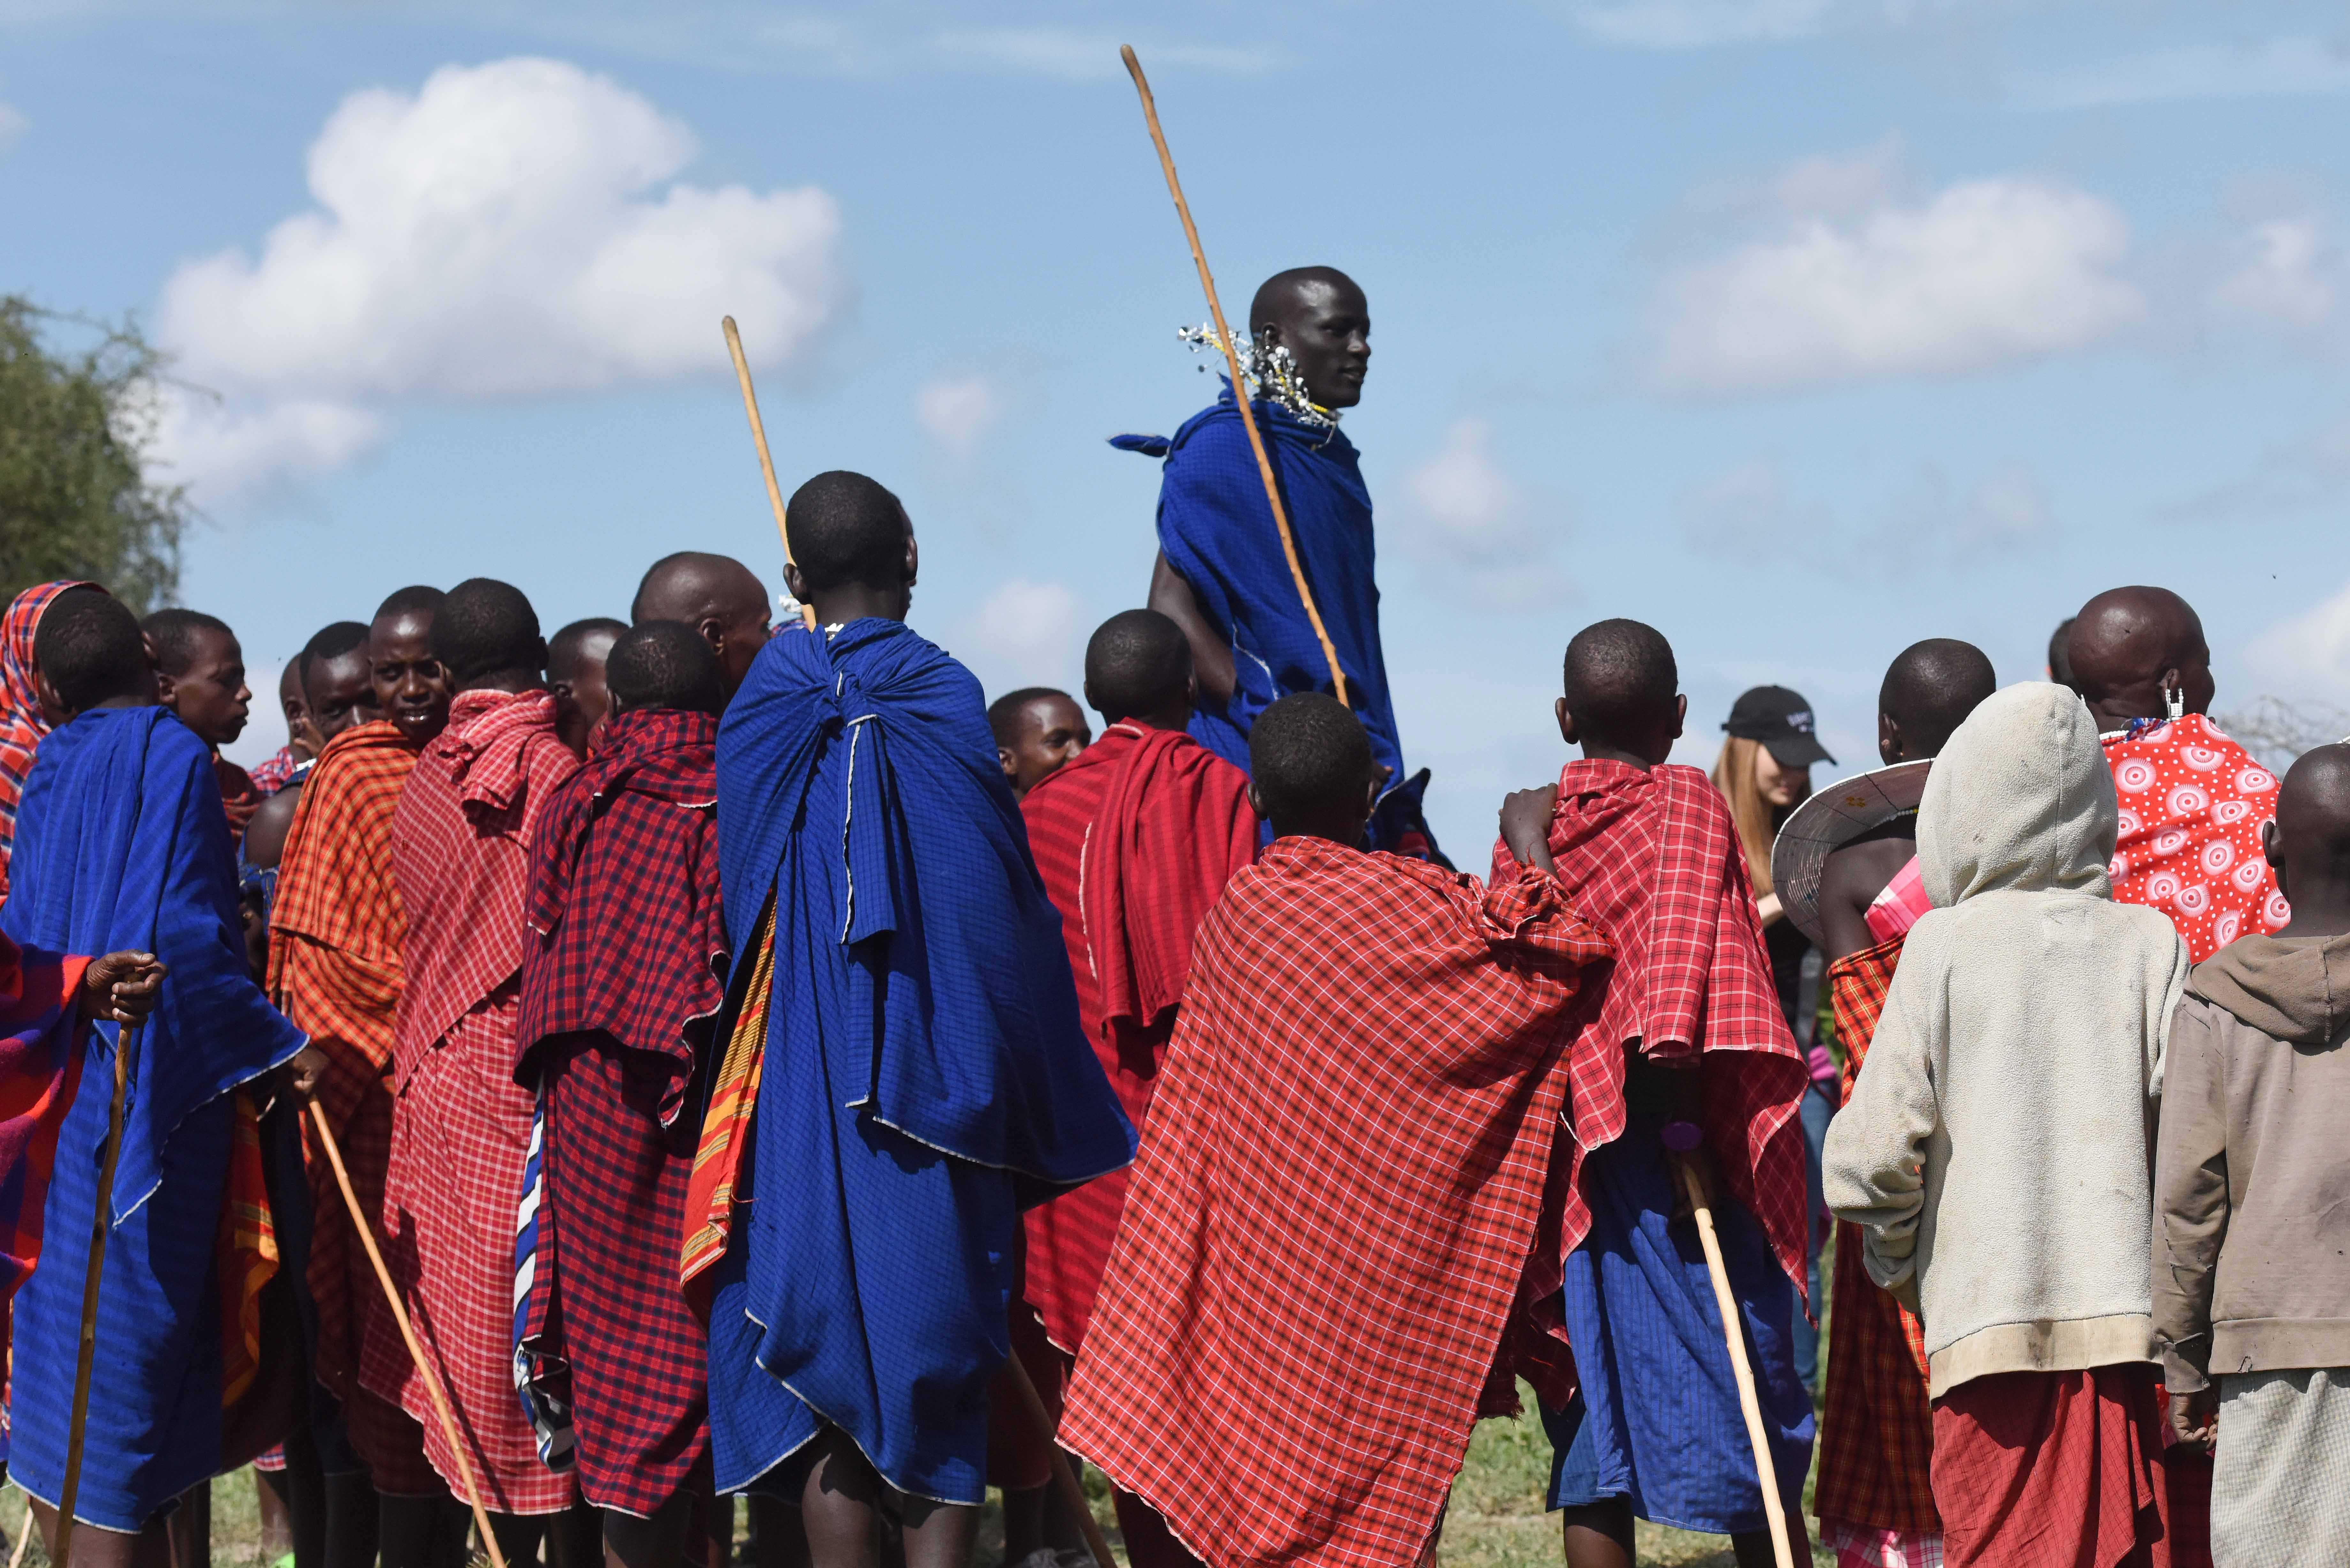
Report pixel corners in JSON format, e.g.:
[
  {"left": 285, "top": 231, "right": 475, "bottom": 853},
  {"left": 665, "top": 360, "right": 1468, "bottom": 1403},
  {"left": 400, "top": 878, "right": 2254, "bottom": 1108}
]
[{"left": 0, "top": 294, "right": 186, "bottom": 614}]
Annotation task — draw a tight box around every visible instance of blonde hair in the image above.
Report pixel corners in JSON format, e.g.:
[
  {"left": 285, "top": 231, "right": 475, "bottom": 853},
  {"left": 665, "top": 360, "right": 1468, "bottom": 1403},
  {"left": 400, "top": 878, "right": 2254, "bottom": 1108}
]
[{"left": 1711, "top": 735, "right": 1778, "bottom": 896}]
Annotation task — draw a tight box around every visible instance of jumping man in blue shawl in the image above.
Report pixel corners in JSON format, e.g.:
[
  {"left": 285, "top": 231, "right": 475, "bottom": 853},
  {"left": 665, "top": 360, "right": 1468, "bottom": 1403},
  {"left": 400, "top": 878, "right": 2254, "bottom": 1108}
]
[
  {"left": 703, "top": 471, "right": 1133, "bottom": 1568},
  {"left": 1126, "top": 266, "right": 1440, "bottom": 860},
  {"left": 3, "top": 589, "right": 308, "bottom": 1562}
]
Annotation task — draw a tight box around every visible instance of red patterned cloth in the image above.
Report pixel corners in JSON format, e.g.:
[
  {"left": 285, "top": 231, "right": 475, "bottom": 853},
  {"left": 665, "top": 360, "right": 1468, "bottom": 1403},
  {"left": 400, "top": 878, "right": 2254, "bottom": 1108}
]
[
  {"left": 1019, "top": 721, "right": 1257, "bottom": 1353},
  {"left": 249, "top": 745, "right": 302, "bottom": 798},
  {"left": 514, "top": 706, "right": 724, "bottom": 1516},
  {"left": 267, "top": 720, "right": 437, "bottom": 1492},
  {"left": 2102, "top": 715, "right": 2286, "bottom": 964},
  {"left": 1061, "top": 841, "right": 1609, "bottom": 1568},
  {"left": 0, "top": 580, "right": 100, "bottom": 897},
  {"left": 1816, "top": 934, "right": 1940, "bottom": 1543},
  {"left": 1932, "top": 1365, "right": 2197, "bottom": 1567},
  {"left": 371, "top": 689, "right": 577, "bottom": 1514},
  {"left": 1490, "top": 759, "right": 1810, "bottom": 1298}
]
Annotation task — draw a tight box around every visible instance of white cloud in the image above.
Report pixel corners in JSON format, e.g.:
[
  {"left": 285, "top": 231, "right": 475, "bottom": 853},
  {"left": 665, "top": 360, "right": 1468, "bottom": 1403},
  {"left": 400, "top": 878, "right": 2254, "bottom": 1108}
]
[
  {"left": 1398, "top": 418, "right": 1572, "bottom": 610},
  {"left": 0, "top": 101, "right": 25, "bottom": 157},
  {"left": 962, "top": 577, "right": 1080, "bottom": 691},
  {"left": 156, "top": 57, "right": 843, "bottom": 502},
  {"left": 928, "top": 28, "right": 1276, "bottom": 80},
  {"left": 1651, "top": 161, "right": 2142, "bottom": 394},
  {"left": 1680, "top": 456, "right": 2054, "bottom": 569},
  {"left": 914, "top": 373, "right": 1001, "bottom": 459},
  {"left": 2013, "top": 36, "right": 2350, "bottom": 110},
  {"left": 151, "top": 394, "right": 387, "bottom": 505},
  {"left": 2246, "top": 577, "right": 2350, "bottom": 707},
  {"left": 2212, "top": 216, "right": 2338, "bottom": 331}
]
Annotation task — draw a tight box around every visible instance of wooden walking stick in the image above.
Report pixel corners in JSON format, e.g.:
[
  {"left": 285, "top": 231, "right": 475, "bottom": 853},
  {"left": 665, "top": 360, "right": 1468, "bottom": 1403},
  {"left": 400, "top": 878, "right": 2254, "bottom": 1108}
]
[
  {"left": 54, "top": 1020, "right": 140, "bottom": 1568},
  {"left": 1677, "top": 1160, "right": 1796, "bottom": 1568},
  {"left": 304, "top": 1105, "right": 508, "bottom": 1568},
  {"left": 1118, "top": 44, "right": 1350, "bottom": 709},
  {"left": 6, "top": 1499, "right": 32, "bottom": 1568},
  {"left": 1002, "top": 1348, "right": 1120, "bottom": 1568},
  {"left": 721, "top": 316, "right": 818, "bottom": 634}
]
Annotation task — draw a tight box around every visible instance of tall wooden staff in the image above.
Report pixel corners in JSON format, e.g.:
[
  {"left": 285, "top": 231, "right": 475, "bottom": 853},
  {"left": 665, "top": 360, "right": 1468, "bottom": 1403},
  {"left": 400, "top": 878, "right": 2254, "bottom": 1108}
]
[
  {"left": 53, "top": 1021, "right": 140, "bottom": 1568},
  {"left": 721, "top": 317, "right": 818, "bottom": 634},
  {"left": 305, "top": 1106, "right": 508, "bottom": 1568},
  {"left": 1678, "top": 1162, "right": 1797, "bottom": 1568},
  {"left": 1118, "top": 45, "right": 1349, "bottom": 708}
]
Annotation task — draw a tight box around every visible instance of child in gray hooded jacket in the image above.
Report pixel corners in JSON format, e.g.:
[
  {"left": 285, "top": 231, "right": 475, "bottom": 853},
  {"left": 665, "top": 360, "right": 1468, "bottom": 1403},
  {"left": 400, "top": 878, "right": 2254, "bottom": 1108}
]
[
  {"left": 2155, "top": 742, "right": 2350, "bottom": 1568},
  {"left": 1824, "top": 682, "right": 2193, "bottom": 1567}
]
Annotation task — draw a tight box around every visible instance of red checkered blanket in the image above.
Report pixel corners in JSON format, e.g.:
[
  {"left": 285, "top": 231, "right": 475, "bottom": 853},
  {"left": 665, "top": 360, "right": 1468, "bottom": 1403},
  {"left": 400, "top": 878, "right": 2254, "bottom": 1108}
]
[{"left": 1061, "top": 840, "right": 1608, "bottom": 1568}]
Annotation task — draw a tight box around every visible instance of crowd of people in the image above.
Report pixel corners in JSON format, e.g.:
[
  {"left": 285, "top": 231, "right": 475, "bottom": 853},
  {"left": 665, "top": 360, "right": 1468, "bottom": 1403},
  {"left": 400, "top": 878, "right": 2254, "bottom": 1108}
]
[{"left": 0, "top": 262, "right": 2339, "bottom": 1568}]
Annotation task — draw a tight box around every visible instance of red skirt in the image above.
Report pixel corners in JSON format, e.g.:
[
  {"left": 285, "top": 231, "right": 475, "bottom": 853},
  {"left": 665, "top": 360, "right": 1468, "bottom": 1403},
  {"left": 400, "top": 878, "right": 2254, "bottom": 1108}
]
[{"left": 1931, "top": 1365, "right": 2210, "bottom": 1568}]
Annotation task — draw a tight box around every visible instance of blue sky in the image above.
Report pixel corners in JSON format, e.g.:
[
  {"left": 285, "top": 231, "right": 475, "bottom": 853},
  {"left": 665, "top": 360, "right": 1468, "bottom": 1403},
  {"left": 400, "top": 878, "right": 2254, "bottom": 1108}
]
[{"left": 5, "top": 0, "right": 2347, "bottom": 855}]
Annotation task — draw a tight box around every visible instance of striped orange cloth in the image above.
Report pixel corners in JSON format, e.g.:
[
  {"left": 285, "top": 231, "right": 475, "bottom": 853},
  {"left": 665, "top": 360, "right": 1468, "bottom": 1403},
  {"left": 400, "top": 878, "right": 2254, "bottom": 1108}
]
[
  {"left": 217, "top": 1094, "right": 277, "bottom": 1408},
  {"left": 1814, "top": 933, "right": 1940, "bottom": 1543},
  {"left": 679, "top": 899, "right": 774, "bottom": 1315}
]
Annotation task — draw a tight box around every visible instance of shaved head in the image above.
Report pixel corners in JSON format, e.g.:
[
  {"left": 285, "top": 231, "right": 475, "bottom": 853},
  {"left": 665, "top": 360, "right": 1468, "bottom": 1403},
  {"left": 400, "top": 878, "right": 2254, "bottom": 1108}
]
[
  {"left": 2266, "top": 743, "right": 2350, "bottom": 938},
  {"left": 1084, "top": 609, "right": 1192, "bottom": 725},
  {"left": 1879, "top": 638, "right": 1998, "bottom": 763},
  {"left": 1247, "top": 266, "right": 1370, "bottom": 410},
  {"left": 2069, "top": 586, "right": 2214, "bottom": 729},
  {"left": 632, "top": 550, "right": 772, "bottom": 703},
  {"left": 1563, "top": 619, "right": 1676, "bottom": 738},
  {"left": 2278, "top": 744, "right": 2350, "bottom": 856}
]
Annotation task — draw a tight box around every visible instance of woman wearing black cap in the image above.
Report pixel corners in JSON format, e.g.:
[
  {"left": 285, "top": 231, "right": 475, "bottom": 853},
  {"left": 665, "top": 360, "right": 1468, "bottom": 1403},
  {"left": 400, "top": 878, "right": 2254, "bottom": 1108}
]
[{"left": 1713, "top": 684, "right": 1836, "bottom": 1394}]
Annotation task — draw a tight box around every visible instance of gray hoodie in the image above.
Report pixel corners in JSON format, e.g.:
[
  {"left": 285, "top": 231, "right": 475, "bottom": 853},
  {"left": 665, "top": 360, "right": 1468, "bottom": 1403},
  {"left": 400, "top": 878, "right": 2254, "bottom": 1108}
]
[
  {"left": 2154, "top": 931, "right": 2350, "bottom": 1392},
  {"left": 1823, "top": 682, "right": 2190, "bottom": 1397}
]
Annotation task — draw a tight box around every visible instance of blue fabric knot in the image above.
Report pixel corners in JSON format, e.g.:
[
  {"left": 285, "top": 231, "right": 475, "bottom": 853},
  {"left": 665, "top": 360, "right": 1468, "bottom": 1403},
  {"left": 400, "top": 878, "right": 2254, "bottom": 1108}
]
[{"left": 1108, "top": 432, "right": 1171, "bottom": 458}]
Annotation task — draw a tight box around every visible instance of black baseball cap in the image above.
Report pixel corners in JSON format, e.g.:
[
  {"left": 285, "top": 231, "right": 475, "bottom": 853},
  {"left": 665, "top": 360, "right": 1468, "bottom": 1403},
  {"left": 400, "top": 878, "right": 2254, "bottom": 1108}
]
[{"left": 1724, "top": 685, "right": 1835, "bottom": 768}]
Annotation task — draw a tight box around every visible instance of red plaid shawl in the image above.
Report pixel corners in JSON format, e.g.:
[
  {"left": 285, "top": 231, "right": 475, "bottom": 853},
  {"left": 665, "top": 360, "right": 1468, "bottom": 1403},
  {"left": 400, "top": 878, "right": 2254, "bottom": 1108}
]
[
  {"left": 1490, "top": 759, "right": 1810, "bottom": 1298},
  {"left": 514, "top": 707, "right": 725, "bottom": 1514},
  {"left": 2104, "top": 715, "right": 2286, "bottom": 964},
  {"left": 1019, "top": 722, "right": 1257, "bottom": 1353},
  {"left": 392, "top": 690, "right": 577, "bottom": 1085},
  {"left": 0, "top": 581, "right": 100, "bottom": 897},
  {"left": 379, "top": 689, "right": 578, "bottom": 1512},
  {"left": 1061, "top": 840, "right": 1609, "bottom": 1568},
  {"left": 516, "top": 706, "right": 725, "bottom": 1119},
  {"left": 267, "top": 721, "right": 423, "bottom": 1468},
  {"left": 1814, "top": 933, "right": 1939, "bottom": 1540}
]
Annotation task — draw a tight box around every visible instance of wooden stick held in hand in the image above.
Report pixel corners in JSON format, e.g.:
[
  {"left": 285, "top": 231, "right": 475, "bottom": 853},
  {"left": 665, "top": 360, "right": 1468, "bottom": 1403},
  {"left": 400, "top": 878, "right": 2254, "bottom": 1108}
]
[
  {"left": 721, "top": 316, "right": 818, "bottom": 633},
  {"left": 1118, "top": 44, "right": 1349, "bottom": 709},
  {"left": 1678, "top": 1159, "right": 1796, "bottom": 1568},
  {"left": 55, "top": 1020, "right": 140, "bottom": 1568},
  {"left": 1003, "top": 1347, "right": 1120, "bottom": 1568},
  {"left": 305, "top": 1104, "right": 508, "bottom": 1568}
]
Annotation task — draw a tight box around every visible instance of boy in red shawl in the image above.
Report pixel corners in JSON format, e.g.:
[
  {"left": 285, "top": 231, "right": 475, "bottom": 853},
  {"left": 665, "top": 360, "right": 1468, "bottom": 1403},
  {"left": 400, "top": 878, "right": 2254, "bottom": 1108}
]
[
  {"left": 1017, "top": 609, "right": 1256, "bottom": 1567},
  {"left": 1803, "top": 638, "right": 1995, "bottom": 1568},
  {"left": 1062, "top": 693, "right": 1609, "bottom": 1568},
  {"left": 372, "top": 578, "right": 583, "bottom": 1559},
  {"left": 515, "top": 623, "right": 729, "bottom": 1568},
  {"left": 1493, "top": 619, "right": 1813, "bottom": 1568},
  {"left": 272, "top": 587, "right": 451, "bottom": 1557}
]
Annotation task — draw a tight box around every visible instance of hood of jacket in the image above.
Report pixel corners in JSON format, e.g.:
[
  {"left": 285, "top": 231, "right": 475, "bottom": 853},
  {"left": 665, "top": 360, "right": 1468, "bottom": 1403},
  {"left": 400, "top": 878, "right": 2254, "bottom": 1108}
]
[
  {"left": 1918, "top": 682, "right": 2117, "bottom": 908},
  {"left": 2190, "top": 931, "right": 2350, "bottom": 1046}
]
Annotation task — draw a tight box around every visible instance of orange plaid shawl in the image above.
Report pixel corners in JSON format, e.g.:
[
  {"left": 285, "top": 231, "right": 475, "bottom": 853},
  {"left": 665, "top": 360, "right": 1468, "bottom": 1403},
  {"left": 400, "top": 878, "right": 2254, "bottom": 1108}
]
[
  {"left": 268, "top": 721, "right": 418, "bottom": 1402},
  {"left": 1814, "top": 932, "right": 1940, "bottom": 1538}
]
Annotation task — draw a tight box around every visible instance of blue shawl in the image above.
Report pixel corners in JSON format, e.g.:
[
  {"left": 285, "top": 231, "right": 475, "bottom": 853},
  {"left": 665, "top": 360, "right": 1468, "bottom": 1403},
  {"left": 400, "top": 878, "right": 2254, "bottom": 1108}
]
[
  {"left": 1, "top": 705, "right": 305, "bottom": 1526},
  {"left": 705, "top": 619, "right": 1132, "bottom": 1501},
  {"left": 1118, "top": 386, "right": 1434, "bottom": 854}
]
